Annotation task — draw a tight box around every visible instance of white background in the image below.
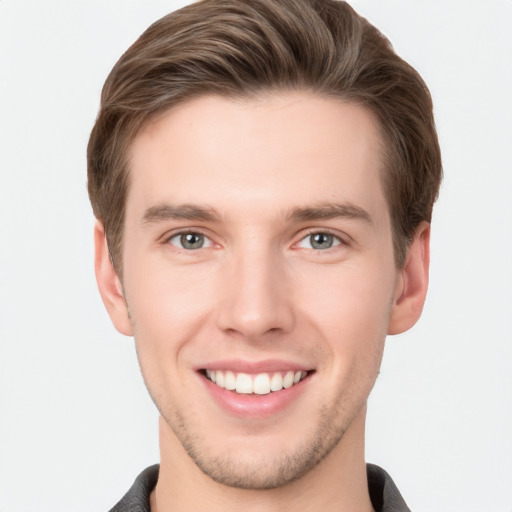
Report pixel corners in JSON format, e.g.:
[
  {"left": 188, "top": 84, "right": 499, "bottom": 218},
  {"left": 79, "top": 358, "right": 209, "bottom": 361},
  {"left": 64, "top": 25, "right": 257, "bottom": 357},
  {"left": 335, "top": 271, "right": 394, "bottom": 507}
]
[{"left": 0, "top": 1, "right": 511, "bottom": 511}]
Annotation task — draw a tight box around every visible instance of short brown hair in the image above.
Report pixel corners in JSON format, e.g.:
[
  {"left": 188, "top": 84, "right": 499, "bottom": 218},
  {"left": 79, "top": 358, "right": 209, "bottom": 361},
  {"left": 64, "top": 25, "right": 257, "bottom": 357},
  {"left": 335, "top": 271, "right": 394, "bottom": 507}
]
[{"left": 87, "top": 0, "right": 442, "bottom": 272}]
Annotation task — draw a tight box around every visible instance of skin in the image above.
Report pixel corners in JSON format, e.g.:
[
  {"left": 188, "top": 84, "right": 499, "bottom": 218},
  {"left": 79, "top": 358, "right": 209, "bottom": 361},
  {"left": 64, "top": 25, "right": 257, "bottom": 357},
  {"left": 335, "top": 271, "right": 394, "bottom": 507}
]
[{"left": 95, "top": 91, "right": 430, "bottom": 512}]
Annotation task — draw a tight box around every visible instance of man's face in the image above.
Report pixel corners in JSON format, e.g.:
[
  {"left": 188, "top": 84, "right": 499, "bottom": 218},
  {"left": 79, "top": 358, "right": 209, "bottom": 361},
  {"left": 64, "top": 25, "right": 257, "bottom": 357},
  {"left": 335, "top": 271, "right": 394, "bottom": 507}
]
[{"left": 115, "top": 92, "right": 403, "bottom": 488}]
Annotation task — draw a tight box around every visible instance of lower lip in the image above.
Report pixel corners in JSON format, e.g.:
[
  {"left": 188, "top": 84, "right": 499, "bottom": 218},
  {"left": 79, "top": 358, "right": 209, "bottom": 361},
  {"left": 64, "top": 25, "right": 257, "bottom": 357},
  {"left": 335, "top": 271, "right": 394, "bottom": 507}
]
[{"left": 200, "top": 373, "right": 311, "bottom": 419}]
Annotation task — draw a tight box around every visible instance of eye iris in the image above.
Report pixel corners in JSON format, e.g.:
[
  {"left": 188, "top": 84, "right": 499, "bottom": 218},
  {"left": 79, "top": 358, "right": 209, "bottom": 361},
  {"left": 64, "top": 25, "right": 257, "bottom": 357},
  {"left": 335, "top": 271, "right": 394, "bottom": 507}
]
[
  {"left": 310, "top": 233, "right": 333, "bottom": 249},
  {"left": 180, "top": 233, "right": 204, "bottom": 249}
]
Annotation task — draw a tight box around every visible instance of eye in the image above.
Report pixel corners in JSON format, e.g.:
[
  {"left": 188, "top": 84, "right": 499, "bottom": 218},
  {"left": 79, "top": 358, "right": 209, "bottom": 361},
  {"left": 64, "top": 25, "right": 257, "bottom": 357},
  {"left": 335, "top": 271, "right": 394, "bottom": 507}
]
[
  {"left": 168, "top": 232, "right": 213, "bottom": 250},
  {"left": 297, "top": 232, "right": 342, "bottom": 250}
]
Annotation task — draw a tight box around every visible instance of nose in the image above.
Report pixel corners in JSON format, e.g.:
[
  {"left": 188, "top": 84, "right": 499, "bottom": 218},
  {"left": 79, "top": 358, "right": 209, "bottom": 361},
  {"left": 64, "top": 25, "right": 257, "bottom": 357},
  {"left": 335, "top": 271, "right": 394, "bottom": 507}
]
[{"left": 216, "top": 244, "right": 295, "bottom": 341}]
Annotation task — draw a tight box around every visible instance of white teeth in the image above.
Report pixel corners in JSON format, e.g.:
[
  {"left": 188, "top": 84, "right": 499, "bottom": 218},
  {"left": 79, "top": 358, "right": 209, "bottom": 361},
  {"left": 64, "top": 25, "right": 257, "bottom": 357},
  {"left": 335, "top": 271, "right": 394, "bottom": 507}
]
[
  {"left": 283, "top": 371, "right": 294, "bottom": 389},
  {"left": 270, "top": 372, "right": 283, "bottom": 391},
  {"left": 253, "top": 373, "right": 271, "bottom": 395},
  {"left": 235, "top": 373, "right": 253, "bottom": 394},
  {"left": 205, "top": 369, "right": 308, "bottom": 394},
  {"left": 224, "top": 370, "right": 236, "bottom": 391}
]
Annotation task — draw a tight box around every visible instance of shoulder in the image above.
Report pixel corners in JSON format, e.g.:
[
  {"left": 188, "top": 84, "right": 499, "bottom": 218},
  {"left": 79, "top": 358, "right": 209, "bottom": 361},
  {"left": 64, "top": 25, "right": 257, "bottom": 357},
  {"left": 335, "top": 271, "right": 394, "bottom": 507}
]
[
  {"left": 108, "top": 465, "right": 159, "bottom": 512},
  {"left": 367, "top": 463, "right": 411, "bottom": 512}
]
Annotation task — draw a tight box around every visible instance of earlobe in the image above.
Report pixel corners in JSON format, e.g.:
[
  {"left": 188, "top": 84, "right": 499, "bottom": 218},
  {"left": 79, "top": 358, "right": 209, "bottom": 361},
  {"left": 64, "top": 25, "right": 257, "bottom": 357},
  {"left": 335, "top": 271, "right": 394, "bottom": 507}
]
[
  {"left": 388, "top": 222, "right": 430, "bottom": 335},
  {"left": 94, "top": 220, "right": 133, "bottom": 336}
]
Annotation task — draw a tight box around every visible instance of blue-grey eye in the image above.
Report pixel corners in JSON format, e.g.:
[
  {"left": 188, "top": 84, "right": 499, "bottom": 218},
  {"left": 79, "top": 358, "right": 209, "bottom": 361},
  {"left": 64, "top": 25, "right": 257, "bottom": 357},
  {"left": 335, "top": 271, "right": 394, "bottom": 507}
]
[
  {"left": 297, "top": 232, "right": 341, "bottom": 250},
  {"left": 169, "top": 232, "right": 212, "bottom": 250}
]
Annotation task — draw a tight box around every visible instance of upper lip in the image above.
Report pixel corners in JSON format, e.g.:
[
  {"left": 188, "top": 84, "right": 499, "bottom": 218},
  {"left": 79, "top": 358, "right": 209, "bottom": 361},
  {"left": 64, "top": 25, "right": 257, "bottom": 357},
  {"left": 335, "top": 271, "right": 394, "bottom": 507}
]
[{"left": 197, "top": 359, "right": 312, "bottom": 374}]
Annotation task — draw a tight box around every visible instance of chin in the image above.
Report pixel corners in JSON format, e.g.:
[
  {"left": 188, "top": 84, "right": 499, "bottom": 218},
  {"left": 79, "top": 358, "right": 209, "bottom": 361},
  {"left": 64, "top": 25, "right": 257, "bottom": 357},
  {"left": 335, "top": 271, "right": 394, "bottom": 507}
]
[{"left": 165, "top": 403, "right": 349, "bottom": 490}]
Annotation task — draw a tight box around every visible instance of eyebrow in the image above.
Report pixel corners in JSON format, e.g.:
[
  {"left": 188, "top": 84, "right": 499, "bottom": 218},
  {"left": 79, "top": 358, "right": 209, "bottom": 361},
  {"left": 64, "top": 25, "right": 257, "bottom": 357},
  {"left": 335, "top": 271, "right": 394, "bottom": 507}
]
[
  {"left": 286, "top": 202, "right": 374, "bottom": 225},
  {"left": 141, "top": 201, "right": 373, "bottom": 226},
  {"left": 142, "top": 203, "right": 219, "bottom": 224}
]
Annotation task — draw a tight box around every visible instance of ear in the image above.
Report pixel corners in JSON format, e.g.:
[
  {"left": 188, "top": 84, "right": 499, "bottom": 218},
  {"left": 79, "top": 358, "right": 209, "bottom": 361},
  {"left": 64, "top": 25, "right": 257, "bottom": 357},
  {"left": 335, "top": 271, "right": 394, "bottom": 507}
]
[
  {"left": 388, "top": 222, "right": 430, "bottom": 335},
  {"left": 94, "top": 220, "right": 133, "bottom": 336}
]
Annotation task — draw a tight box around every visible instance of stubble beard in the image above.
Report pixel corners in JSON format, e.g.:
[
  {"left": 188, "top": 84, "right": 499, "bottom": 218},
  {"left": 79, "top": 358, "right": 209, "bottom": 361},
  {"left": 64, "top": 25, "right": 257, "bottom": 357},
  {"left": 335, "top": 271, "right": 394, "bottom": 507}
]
[{"left": 161, "top": 401, "right": 354, "bottom": 490}]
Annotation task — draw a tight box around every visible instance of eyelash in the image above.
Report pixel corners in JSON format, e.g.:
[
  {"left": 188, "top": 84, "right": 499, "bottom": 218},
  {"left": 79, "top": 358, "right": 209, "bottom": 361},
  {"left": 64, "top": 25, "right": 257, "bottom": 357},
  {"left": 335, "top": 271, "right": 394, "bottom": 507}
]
[{"left": 163, "top": 229, "right": 346, "bottom": 252}]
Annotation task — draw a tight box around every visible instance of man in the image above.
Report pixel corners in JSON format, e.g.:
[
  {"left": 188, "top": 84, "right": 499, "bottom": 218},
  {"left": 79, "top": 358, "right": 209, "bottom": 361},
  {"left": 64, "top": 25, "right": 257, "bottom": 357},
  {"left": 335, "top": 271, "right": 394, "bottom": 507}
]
[{"left": 87, "top": 0, "right": 441, "bottom": 510}]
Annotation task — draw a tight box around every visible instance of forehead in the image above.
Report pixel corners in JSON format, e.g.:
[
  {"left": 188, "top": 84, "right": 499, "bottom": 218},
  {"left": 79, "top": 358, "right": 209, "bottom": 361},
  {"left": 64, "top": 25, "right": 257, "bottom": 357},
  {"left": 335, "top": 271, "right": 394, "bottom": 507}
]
[{"left": 126, "top": 91, "right": 387, "bottom": 223}]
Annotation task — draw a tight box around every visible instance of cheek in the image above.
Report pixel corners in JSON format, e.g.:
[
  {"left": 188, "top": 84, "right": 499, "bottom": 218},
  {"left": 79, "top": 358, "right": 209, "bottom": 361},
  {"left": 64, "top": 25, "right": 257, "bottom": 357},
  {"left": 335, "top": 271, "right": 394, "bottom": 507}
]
[
  {"left": 294, "top": 260, "right": 393, "bottom": 380},
  {"left": 296, "top": 261, "right": 395, "bottom": 335},
  {"left": 123, "top": 258, "right": 218, "bottom": 354},
  {"left": 124, "top": 270, "right": 212, "bottom": 410}
]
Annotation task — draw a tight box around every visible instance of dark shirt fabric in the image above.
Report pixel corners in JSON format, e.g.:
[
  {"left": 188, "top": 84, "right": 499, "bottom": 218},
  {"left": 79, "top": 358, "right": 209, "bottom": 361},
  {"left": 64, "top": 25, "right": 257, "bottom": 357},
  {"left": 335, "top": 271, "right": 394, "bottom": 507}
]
[{"left": 109, "top": 463, "right": 410, "bottom": 512}]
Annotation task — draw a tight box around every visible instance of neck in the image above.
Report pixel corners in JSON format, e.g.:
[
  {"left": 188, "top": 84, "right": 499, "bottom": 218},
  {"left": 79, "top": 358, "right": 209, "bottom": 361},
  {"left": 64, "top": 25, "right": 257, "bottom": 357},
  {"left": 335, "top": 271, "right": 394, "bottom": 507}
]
[{"left": 151, "top": 407, "right": 374, "bottom": 512}]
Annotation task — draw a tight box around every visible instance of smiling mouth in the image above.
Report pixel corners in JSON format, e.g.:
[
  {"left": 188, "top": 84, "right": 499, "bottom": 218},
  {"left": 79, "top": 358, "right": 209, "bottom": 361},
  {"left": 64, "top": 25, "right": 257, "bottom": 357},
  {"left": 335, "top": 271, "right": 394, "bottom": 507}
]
[{"left": 201, "top": 369, "right": 310, "bottom": 395}]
